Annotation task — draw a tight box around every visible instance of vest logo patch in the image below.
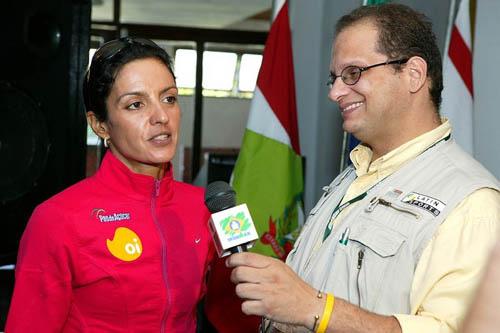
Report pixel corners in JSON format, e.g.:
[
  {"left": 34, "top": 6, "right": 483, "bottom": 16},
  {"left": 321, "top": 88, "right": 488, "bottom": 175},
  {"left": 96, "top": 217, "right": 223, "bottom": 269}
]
[
  {"left": 106, "top": 227, "right": 143, "bottom": 262},
  {"left": 401, "top": 192, "right": 446, "bottom": 216},
  {"left": 92, "top": 208, "right": 131, "bottom": 223}
]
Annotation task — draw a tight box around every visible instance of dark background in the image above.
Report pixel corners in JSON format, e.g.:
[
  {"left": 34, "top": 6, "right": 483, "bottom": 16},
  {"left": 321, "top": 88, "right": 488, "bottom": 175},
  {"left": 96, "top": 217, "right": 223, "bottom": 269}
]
[{"left": 0, "top": 0, "right": 90, "bottom": 328}]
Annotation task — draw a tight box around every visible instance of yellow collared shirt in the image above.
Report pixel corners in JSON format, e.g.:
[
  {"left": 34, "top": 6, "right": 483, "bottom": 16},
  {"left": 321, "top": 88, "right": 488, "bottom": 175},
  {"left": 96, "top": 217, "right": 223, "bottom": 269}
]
[{"left": 340, "top": 120, "right": 500, "bottom": 333}]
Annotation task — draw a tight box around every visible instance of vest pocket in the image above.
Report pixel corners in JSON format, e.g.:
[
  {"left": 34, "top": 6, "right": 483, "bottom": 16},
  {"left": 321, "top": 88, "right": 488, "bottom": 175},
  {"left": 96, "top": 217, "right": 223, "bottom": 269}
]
[{"left": 347, "top": 220, "right": 406, "bottom": 311}]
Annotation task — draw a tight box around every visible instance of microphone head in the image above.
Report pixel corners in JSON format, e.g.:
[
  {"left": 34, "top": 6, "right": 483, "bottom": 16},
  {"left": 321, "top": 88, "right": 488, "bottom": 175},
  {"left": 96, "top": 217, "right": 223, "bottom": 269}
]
[{"left": 205, "top": 181, "right": 236, "bottom": 213}]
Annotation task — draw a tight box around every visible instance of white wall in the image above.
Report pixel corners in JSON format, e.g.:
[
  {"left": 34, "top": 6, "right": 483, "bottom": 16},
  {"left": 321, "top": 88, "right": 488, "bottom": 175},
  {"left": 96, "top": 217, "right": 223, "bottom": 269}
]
[
  {"left": 474, "top": 0, "right": 500, "bottom": 178},
  {"left": 177, "top": 95, "right": 250, "bottom": 148},
  {"left": 171, "top": 95, "right": 250, "bottom": 180}
]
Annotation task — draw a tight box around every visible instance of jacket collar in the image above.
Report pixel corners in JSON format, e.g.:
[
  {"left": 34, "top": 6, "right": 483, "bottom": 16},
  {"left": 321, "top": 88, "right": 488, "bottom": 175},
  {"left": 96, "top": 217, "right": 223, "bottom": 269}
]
[{"left": 95, "top": 151, "right": 174, "bottom": 204}]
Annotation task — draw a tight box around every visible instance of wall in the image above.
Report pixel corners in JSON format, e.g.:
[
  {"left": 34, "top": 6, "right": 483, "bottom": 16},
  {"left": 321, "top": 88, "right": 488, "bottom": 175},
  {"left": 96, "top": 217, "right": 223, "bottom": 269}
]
[
  {"left": 290, "top": 0, "right": 359, "bottom": 212},
  {"left": 474, "top": 0, "right": 500, "bottom": 177},
  {"left": 177, "top": 95, "right": 250, "bottom": 148},
  {"left": 171, "top": 95, "right": 250, "bottom": 180}
]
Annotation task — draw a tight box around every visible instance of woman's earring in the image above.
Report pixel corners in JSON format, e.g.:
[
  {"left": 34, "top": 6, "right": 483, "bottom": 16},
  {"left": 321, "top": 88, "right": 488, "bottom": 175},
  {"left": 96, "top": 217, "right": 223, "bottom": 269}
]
[{"left": 104, "top": 137, "right": 110, "bottom": 148}]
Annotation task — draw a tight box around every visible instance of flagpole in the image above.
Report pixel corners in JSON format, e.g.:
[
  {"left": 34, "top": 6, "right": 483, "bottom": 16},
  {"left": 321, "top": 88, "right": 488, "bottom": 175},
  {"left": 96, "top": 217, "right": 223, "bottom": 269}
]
[
  {"left": 339, "top": 131, "right": 348, "bottom": 171},
  {"left": 272, "top": 0, "right": 286, "bottom": 20},
  {"left": 444, "top": 0, "right": 457, "bottom": 57}
]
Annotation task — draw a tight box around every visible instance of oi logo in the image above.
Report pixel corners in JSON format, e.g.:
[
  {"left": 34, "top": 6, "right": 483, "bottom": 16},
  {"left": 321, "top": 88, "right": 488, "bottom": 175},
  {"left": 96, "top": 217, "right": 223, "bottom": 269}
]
[{"left": 106, "top": 227, "right": 143, "bottom": 262}]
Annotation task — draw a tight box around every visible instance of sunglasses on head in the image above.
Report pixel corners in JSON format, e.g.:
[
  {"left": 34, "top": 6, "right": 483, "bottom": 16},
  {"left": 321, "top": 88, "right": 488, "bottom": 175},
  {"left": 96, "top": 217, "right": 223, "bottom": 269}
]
[{"left": 92, "top": 37, "right": 160, "bottom": 65}]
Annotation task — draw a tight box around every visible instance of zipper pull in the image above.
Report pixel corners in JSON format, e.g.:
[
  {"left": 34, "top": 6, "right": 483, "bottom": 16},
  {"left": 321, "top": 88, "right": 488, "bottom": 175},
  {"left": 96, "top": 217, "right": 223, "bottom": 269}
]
[
  {"left": 365, "top": 196, "right": 380, "bottom": 213},
  {"left": 378, "top": 198, "right": 420, "bottom": 219},
  {"left": 154, "top": 180, "right": 161, "bottom": 197},
  {"left": 357, "top": 250, "right": 365, "bottom": 269},
  {"left": 378, "top": 198, "right": 392, "bottom": 206}
]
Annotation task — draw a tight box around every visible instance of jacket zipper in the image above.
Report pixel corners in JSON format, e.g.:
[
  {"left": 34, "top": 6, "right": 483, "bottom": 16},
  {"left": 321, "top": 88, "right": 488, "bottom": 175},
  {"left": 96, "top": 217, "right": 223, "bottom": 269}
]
[
  {"left": 377, "top": 198, "right": 420, "bottom": 219},
  {"left": 151, "top": 180, "right": 170, "bottom": 333},
  {"left": 356, "top": 249, "right": 364, "bottom": 307}
]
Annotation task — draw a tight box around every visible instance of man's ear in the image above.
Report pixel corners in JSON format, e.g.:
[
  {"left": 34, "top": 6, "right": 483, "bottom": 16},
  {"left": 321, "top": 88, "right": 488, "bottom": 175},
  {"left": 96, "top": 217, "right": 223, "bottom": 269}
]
[
  {"left": 406, "top": 56, "right": 428, "bottom": 93},
  {"left": 86, "top": 111, "right": 109, "bottom": 140}
]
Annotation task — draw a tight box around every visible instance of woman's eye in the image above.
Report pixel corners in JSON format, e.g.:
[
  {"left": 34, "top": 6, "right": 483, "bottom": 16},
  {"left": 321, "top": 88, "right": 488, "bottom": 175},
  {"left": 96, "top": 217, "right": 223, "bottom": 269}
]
[
  {"left": 163, "top": 96, "right": 177, "bottom": 104},
  {"left": 127, "top": 101, "right": 142, "bottom": 110}
]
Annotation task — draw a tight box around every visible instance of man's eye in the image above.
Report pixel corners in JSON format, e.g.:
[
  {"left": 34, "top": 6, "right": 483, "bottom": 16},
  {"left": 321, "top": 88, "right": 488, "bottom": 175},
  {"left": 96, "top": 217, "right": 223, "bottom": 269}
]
[{"left": 345, "top": 68, "right": 359, "bottom": 78}]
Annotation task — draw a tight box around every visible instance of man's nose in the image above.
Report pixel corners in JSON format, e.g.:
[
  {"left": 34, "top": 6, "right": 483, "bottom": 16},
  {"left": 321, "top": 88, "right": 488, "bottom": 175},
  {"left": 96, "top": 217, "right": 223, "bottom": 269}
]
[{"left": 328, "top": 76, "right": 349, "bottom": 103}]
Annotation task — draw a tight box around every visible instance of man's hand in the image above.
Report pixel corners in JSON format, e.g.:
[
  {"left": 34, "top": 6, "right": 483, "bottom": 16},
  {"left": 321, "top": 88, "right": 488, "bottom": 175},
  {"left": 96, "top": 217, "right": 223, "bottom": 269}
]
[
  {"left": 226, "top": 252, "right": 324, "bottom": 330},
  {"left": 226, "top": 252, "right": 402, "bottom": 333}
]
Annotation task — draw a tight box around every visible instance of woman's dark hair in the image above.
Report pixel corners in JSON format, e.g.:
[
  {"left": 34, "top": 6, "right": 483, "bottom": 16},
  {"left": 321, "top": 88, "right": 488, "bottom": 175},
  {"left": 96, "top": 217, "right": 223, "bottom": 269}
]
[
  {"left": 336, "top": 4, "right": 443, "bottom": 111},
  {"left": 83, "top": 37, "right": 175, "bottom": 121}
]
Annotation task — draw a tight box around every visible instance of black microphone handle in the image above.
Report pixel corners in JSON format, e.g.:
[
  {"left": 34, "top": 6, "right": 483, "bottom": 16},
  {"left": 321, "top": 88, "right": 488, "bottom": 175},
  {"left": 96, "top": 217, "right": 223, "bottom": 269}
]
[{"left": 229, "top": 243, "right": 248, "bottom": 254}]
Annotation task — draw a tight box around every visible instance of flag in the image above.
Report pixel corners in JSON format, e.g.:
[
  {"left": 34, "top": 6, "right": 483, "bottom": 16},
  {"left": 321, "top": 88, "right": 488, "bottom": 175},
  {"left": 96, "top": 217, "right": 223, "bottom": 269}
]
[
  {"left": 205, "top": 1, "right": 304, "bottom": 332},
  {"left": 441, "top": 0, "right": 475, "bottom": 154}
]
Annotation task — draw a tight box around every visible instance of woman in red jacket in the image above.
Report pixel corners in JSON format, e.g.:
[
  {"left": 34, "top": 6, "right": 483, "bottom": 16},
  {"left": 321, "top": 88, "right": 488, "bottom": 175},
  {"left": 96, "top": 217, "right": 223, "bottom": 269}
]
[{"left": 6, "top": 37, "right": 214, "bottom": 332}]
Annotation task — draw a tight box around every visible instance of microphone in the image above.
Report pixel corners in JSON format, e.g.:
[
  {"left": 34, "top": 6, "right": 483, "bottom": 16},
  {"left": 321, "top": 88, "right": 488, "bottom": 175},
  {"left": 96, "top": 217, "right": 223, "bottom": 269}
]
[{"left": 205, "top": 181, "right": 259, "bottom": 257}]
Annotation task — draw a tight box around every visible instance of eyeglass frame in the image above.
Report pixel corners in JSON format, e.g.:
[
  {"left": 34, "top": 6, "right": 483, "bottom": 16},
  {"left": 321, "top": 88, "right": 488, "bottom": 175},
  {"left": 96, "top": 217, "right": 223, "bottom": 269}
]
[{"left": 327, "top": 58, "right": 409, "bottom": 88}]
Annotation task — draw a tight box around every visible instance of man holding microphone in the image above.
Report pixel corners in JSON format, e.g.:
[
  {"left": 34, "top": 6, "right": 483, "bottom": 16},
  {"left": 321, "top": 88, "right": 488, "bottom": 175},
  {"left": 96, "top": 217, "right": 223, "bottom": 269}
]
[{"left": 226, "top": 4, "right": 500, "bottom": 333}]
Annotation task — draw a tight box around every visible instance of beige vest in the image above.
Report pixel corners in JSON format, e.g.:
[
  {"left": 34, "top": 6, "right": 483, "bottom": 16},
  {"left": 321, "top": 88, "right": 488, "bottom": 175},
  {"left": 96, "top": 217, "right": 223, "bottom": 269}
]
[{"left": 268, "top": 139, "right": 498, "bottom": 333}]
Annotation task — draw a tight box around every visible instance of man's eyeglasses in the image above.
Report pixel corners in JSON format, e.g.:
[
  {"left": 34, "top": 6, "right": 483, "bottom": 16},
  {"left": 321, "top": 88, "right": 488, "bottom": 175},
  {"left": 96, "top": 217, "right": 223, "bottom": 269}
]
[
  {"left": 92, "top": 37, "right": 160, "bottom": 65},
  {"left": 327, "top": 58, "right": 409, "bottom": 88}
]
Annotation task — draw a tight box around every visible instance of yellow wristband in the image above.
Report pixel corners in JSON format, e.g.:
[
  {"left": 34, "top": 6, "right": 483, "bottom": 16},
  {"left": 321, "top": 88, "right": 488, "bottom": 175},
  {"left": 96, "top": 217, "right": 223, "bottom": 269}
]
[{"left": 316, "top": 293, "right": 334, "bottom": 333}]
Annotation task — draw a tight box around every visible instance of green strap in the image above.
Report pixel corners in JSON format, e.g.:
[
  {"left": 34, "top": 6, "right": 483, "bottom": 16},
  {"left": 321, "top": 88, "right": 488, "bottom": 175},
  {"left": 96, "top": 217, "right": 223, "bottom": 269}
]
[
  {"left": 322, "top": 192, "right": 367, "bottom": 242},
  {"left": 321, "top": 133, "right": 450, "bottom": 243}
]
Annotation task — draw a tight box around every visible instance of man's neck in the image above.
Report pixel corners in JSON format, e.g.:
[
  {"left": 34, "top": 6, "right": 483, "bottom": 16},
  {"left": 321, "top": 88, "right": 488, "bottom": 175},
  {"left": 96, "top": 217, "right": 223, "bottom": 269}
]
[{"left": 369, "top": 115, "right": 442, "bottom": 162}]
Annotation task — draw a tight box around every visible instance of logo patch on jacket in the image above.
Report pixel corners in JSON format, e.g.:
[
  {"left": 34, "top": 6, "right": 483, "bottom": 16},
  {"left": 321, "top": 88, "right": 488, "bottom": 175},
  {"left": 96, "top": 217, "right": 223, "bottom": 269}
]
[
  {"left": 92, "top": 208, "right": 131, "bottom": 223},
  {"left": 401, "top": 192, "right": 446, "bottom": 216},
  {"left": 106, "top": 227, "right": 143, "bottom": 261}
]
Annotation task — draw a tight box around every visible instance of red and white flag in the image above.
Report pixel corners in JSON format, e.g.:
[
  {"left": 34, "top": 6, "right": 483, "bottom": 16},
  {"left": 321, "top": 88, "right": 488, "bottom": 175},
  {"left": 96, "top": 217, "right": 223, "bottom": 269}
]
[
  {"left": 441, "top": 0, "right": 475, "bottom": 154},
  {"left": 205, "top": 1, "right": 304, "bottom": 332}
]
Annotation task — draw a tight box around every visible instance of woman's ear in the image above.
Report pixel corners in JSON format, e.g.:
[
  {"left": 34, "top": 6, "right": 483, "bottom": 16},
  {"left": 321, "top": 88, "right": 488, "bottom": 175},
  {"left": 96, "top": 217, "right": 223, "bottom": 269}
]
[
  {"left": 86, "top": 111, "right": 109, "bottom": 140},
  {"left": 406, "top": 56, "right": 428, "bottom": 93}
]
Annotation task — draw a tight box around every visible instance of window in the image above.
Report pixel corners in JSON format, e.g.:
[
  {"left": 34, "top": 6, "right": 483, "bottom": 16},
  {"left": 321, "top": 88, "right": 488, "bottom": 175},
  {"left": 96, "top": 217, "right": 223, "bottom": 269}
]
[
  {"left": 239, "top": 54, "right": 262, "bottom": 92},
  {"left": 203, "top": 51, "right": 238, "bottom": 91},
  {"left": 87, "top": 48, "right": 100, "bottom": 147},
  {"left": 174, "top": 49, "right": 197, "bottom": 88},
  {"left": 174, "top": 48, "right": 263, "bottom": 98}
]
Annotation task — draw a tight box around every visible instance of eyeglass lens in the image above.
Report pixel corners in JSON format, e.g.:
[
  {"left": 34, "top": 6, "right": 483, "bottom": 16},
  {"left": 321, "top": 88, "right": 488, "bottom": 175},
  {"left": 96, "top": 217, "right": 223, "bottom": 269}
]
[{"left": 341, "top": 66, "right": 362, "bottom": 85}]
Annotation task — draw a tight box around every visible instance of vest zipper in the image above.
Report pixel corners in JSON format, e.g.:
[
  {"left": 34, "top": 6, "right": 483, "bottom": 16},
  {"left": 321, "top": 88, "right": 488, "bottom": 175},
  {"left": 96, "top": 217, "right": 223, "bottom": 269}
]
[
  {"left": 356, "top": 249, "right": 364, "bottom": 306},
  {"left": 377, "top": 198, "right": 420, "bottom": 219},
  {"left": 151, "top": 179, "right": 170, "bottom": 333}
]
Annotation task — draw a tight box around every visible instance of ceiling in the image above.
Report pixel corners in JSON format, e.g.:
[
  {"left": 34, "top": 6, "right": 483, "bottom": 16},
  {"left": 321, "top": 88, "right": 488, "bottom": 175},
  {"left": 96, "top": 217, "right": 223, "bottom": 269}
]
[{"left": 91, "top": 0, "right": 272, "bottom": 31}]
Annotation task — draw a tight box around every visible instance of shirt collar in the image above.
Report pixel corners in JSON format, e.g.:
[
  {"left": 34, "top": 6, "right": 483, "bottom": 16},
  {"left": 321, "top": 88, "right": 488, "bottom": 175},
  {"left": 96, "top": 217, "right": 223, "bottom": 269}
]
[
  {"left": 350, "top": 118, "right": 452, "bottom": 180},
  {"left": 95, "top": 150, "right": 174, "bottom": 204}
]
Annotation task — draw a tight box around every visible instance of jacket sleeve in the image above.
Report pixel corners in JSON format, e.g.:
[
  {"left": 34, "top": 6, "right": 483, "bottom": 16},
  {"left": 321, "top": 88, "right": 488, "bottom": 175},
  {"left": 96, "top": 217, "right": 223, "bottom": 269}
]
[
  {"left": 394, "top": 188, "right": 500, "bottom": 333},
  {"left": 6, "top": 202, "right": 76, "bottom": 332}
]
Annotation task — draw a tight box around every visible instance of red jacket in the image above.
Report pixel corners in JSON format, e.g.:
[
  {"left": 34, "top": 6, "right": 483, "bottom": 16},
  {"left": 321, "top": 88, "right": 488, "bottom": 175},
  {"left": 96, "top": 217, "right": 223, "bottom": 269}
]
[{"left": 6, "top": 152, "right": 213, "bottom": 332}]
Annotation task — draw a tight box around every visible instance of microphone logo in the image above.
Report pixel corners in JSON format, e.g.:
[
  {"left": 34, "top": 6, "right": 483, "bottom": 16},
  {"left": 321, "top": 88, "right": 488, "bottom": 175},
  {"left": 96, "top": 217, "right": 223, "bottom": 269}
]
[
  {"left": 221, "top": 212, "right": 252, "bottom": 240},
  {"left": 205, "top": 181, "right": 259, "bottom": 257}
]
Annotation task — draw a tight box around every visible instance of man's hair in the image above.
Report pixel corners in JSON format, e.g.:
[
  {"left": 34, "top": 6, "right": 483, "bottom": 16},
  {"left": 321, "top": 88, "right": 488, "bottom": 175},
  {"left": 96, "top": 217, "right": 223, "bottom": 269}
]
[{"left": 336, "top": 3, "right": 443, "bottom": 111}]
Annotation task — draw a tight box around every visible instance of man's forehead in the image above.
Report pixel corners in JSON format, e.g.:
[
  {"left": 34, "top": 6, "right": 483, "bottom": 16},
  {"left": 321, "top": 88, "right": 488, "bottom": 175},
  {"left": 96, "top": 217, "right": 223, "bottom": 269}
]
[
  {"left": 331, "top": 22, "right": 381, "bottom": 68},
  {"left": 334, "top": 21, "right": 379, "bottom": 49}
]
